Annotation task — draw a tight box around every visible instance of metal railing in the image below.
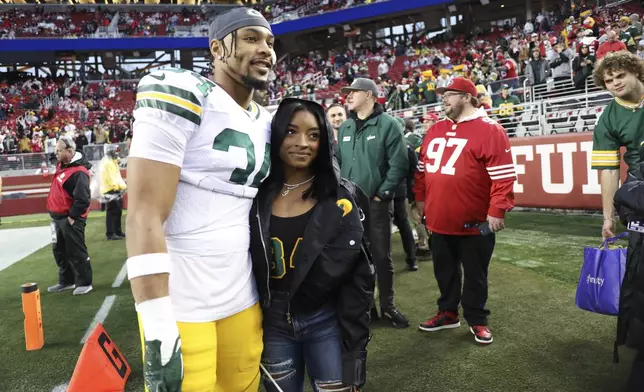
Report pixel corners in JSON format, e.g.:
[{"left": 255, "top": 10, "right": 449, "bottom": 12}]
[
  {"left": 0, "top": 142, "right": 130, "bottom": 174},
  {"left": 0, "top": 153, "right": 49, "bottom": 173},
  {"left": 524, "top": 77, "right": 575, "bottom": 102},
  {"left": 486, "top": 76, "right": 528, "bottom": 101},
  {"left": 602, "top": 0, "right": 633, "bottom": 7},
  {"left": 269, "top": 71, "right": 325, "bottom": 105},
  {"left": 541, "top": 90, "right": 612, "bottom": 134},
  {"left": 390, "top": 100, "right": 543, "bottom": 138},
  {"left": 392, "top": 89, "right": 614, "bottom": 138},
  {"left": 522, "top": 69, "right": 600, "bottom": 103},
  {"left": 171, "top": 23, "right": 208, "bottom": 37},
  {"left": 82, "top": 143, "right": 130, "bottom": 162},
  {"left": 487, "top": 101, "right": 543, "bottom": 138}
]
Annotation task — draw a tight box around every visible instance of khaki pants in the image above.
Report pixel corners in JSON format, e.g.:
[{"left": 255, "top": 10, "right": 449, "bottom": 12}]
[{"left": 408, "top": 201, "right": 429, "bottom": 249}]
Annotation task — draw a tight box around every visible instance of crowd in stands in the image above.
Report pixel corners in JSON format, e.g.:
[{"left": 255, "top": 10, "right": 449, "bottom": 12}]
[
  {"left": 0, "top": 74, "right": 134, "bottom": 164},
  {"left": 2, "top": 0, "right": 644, "bottom": 159},
  {"left": 257, "top": 0, "right": 377, "bottom": 23},
  {"left": 0, "top": 7, "right": 111, "bottom": 39},
  {"left": 0, "top": 0, "right": 377, "bottom": 39},
  {"left": 269, "top": 1, "right": 644, "bottom": 116}
]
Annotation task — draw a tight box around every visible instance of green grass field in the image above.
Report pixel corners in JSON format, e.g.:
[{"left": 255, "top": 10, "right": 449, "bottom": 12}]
[{"left": 0, "top": 211, "right": 636, "bottom": 392}]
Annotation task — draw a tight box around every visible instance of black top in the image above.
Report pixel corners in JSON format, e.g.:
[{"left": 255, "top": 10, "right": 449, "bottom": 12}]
[{"left": 269, "top": 208, "right": 314, "bottom": 296}]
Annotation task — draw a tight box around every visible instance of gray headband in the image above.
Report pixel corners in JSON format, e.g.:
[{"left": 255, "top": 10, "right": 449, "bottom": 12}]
[{"left": 209, "top": 7, "right": 272, "bottom": 42}]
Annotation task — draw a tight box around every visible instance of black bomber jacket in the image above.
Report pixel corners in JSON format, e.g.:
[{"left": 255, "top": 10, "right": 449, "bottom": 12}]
[{"left": 249, "top": 169, "right": 376, "bottom": 387}]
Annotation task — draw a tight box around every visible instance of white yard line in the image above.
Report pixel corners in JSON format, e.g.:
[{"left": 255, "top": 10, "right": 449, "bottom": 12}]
[
  {"left": 0, "top": 227, "right": 52, "bottom": 272},
  {"left": 51, "top": 382, "right": 69, "bottom": 392},
  {"left": 111, "top": 262, "right": 128, "bottom": 288},
  {"left": 80, "top": 295, "right": 116, "bottom": 344}
]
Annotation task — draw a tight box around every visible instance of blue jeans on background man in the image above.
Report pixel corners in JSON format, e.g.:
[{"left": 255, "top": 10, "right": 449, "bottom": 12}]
[{"left": 261, "top": 292, "right": 345, "bottom": 392}]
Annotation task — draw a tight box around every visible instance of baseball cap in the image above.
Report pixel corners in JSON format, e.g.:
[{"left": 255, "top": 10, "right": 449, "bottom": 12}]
[
  {"left": 209, "top": 7, "right": 272, "bottom": 41},
  {"left": 436, "top": 77, "right": 478, "bottom": 97},
  {"left": 436, "top": 77, "right": 479, "bottom": 106},
  {"left": 341, "top": 78, "right": 380, "bottom": 97}
]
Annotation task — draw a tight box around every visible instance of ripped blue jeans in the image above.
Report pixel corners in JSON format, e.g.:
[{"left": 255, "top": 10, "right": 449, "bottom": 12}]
[{"left": 261, "top": 292, "right": 349, "bottom": 392}]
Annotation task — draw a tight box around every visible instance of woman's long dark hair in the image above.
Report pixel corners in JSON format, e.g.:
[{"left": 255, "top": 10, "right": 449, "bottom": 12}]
[{"left": 265, "top": 98, "right": 338, "bottom": 201}]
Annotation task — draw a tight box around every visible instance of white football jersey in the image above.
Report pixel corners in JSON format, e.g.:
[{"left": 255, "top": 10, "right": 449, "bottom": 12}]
[{"left": 129, "top": 67, "right": 272, "bottom": 322}]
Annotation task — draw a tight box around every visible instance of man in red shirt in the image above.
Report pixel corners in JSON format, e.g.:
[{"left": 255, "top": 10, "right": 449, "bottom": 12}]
[
  {"left": 498, "top": 56, "right": 519, "bottom": 89},
  {"left": 46, "top": 135, "right": 93, "bottom": 296},
  {"left": 413, "top": 77, "right": 516, "bottom": 344},
  {"left": 596, "top": 30, "right": 627, "bottom": 60}
]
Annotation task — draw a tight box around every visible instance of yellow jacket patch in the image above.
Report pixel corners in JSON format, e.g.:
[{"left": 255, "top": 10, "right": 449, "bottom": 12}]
[{"left": 336, "top": 199, "right": 353, "bottom": 217}]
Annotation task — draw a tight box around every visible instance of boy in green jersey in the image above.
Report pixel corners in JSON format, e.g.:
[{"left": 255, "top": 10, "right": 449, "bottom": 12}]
[
  {"left": 591, "top": 51, "right": 644, "bottom": 239},
  {"left": 593, "top": 50, "right": 644, "bottom": 392}
]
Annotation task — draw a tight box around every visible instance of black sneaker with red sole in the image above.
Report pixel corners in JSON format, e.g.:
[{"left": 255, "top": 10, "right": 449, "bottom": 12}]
[
  {"left": 470, "top": 325, "right": 493, "bottom": 344},
  {"left": 418, "top": 311, "right": 461, "bottom": 332}
]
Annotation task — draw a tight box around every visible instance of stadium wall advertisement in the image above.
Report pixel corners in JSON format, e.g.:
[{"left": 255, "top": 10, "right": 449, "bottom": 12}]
[
  {"left": 509, "top": 132, "right": 627, "bottom": 209},
  {"left": 0, "top": 132, "right": 628, "bottom": 217}
]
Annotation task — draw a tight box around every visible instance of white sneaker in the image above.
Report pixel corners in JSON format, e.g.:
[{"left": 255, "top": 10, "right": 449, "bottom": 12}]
[
  {"left": 47, "top": 283, "right": 75, "bottom": 293},
  {"left": 73, "top": 285, "right": 93, "bottom": 296}
]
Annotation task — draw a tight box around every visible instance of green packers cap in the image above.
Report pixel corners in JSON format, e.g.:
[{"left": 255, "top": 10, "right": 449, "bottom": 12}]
[{"left": 209, "top": 7, "right": 272, "bottom": 41}]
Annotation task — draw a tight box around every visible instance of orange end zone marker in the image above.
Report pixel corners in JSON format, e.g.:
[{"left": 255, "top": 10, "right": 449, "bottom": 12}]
[
  {"left": 21, "top": 282, "right": 44, "bottom": 351},
  {"left": 68, "top": 323, "right": 131, "bottom": 392}
]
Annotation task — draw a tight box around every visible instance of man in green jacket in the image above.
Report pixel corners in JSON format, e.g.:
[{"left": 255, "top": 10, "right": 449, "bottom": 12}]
[{"left": 337, "top": 77, "right": 410, "bottom": 328}]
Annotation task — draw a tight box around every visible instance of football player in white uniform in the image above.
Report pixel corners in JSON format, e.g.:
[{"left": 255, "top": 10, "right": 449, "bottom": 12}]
[{"left": 125, "top": 7, "right": 276, "bottom": 392}]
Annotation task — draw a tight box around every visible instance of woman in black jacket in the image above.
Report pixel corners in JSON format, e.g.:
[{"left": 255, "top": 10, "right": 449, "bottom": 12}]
[
  {"left": 249, "top": 98, "right": 375, "bottom": 392},
  {"left": 572, "top": 44, "right": 595, "bottom": 90}
]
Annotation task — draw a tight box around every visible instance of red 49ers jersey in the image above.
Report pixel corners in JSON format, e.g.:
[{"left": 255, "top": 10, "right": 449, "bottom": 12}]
[
  {"left": 413, "top": 108, "right": 516, "bottom": 235},
  {"left": 502, "top": 58, "right": 518, "bottom": 80}
]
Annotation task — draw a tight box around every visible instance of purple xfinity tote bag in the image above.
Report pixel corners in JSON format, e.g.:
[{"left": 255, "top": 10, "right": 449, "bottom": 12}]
[{"left": 575, "top": 232, "right": 628, "bottom": 316}]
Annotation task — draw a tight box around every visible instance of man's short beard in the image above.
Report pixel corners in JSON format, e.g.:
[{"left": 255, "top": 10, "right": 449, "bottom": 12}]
[
  {"left": 446, "top": 105, "right": 462, "bottom": 121},
  {"left": 242, "top": 74, "right": 269, "bottom": 91}
]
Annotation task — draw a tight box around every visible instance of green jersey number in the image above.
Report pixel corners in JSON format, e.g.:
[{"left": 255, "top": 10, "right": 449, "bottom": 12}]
[
  {"left": 271, "top": 238, "right": 286, "bottom": 279},
  {"left": 162, "top": 68, "right": 215, "bottom": 97},
  {"left": 212, "top": 128, "right": 271, "bottom": 187},
  {"left": 270, "top": 237, "right": 301, "bottom": 279}
]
